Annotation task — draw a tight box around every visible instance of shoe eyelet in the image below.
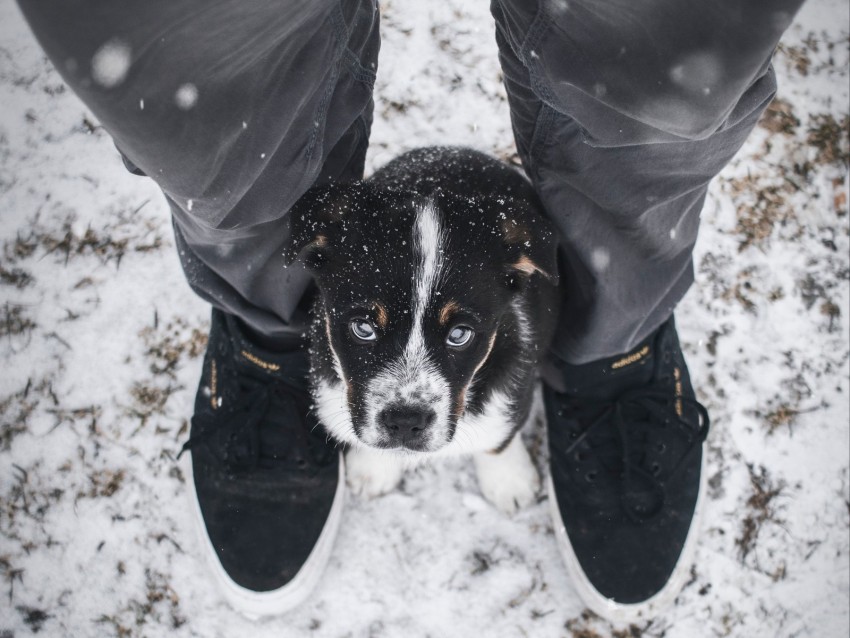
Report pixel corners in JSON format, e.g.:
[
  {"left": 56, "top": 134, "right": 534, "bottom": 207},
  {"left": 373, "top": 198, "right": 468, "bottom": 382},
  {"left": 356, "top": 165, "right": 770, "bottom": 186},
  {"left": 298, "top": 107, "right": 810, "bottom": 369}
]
[
  {"left": 585, "top": 471, "right": 597, "bottom": 483},
  {"left": 656, "top": 442, "right": 667, "bottom": 454},
  {"left": 650, "top": 462, "right": 662, "bottom": 476},
  {"left": 574, "top": 451, "right": 587, "bottom": 463}
]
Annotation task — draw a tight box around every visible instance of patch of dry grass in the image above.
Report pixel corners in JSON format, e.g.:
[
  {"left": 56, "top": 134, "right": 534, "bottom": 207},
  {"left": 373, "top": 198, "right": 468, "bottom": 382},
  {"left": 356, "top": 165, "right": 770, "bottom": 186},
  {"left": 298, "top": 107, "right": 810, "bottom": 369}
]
[
  {"left": 0, "top": 378, "right": 55, "bottom": 451},
  {"left": 807, "top": 113, "right": 850, "bottom": 167},
  {"left": 736, "top": 465, "right": 786, "bottom": 570},
  {"left": 563, "top": 610, "right": 663, "bottom": 638},
  {"left": 0, "top": 303, "right": 36, "bottom": 339},
  {"left": 139, "top": 318, "right": 207, "bottom": 379},
  {"left": 730, "top": 91, "right": 848, "bottom": 253},
  {"left": 94, "top": 568, "right": 185, "bottom": 636},
  {"left": 2, "top": 204, "right": 166, "bottom": 269}
]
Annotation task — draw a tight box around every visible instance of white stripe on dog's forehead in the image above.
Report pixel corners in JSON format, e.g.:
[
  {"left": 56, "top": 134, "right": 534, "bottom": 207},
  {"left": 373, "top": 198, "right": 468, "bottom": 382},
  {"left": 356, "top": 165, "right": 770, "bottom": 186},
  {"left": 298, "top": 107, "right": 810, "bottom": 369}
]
[
  {"left": 413, "top": 198, "right": 443, "bottom": 316},
  {"left": 407, "top": 200, "right": 443, "bottom": 363}
]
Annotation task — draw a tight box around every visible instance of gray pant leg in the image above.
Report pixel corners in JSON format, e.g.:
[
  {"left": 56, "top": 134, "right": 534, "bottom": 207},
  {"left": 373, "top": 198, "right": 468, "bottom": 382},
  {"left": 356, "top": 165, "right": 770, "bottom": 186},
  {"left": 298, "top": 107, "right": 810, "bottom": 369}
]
[
  {"left": 18, "top": 0, "right": 379, "bottom": 342},
  {"left": 492, "top": 0, "right": 803, "bottom": 363}
]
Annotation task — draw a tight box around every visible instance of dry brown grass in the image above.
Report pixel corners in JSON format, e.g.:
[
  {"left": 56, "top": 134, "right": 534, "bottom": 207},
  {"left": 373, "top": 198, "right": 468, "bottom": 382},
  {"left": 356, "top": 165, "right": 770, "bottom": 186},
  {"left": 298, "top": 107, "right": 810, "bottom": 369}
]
[{"left": 736, "top": 465, "right": 786, "bottom": 566}]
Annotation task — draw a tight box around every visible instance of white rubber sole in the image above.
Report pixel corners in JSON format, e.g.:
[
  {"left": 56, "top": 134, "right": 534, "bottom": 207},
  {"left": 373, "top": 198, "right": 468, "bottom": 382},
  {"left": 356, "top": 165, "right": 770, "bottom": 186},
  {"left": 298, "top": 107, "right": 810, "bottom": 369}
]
[
  {"left": 184, "top": 453, "right": 346, "bottom": 619},
  {"left": 547, "top": 448, "right": 707, "bottom": 625}
]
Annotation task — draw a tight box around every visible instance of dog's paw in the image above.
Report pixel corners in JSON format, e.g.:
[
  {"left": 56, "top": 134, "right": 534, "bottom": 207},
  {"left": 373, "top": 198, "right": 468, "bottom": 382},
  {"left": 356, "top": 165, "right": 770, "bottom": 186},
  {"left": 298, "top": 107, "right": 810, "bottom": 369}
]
[
  {"left": 474, "top": 435, "right": 540, "bottom": 516},
  {"left": 345, "top": 446, "right": 404, "bottom": 499}
]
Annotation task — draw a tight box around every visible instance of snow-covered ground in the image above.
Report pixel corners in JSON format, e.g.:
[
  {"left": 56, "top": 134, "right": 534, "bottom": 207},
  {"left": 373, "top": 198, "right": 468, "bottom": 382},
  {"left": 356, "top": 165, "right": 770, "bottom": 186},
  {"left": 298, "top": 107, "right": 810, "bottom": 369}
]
[{"left": 1, "top": 0, "right": 848, "bottom": 636}]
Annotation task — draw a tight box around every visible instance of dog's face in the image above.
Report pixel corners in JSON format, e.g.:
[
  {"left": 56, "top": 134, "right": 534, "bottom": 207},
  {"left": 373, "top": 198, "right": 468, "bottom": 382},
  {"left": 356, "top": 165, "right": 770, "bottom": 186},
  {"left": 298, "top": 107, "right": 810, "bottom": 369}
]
[{"left": 286, "top": 183, "right": 556, "bottom": 453}]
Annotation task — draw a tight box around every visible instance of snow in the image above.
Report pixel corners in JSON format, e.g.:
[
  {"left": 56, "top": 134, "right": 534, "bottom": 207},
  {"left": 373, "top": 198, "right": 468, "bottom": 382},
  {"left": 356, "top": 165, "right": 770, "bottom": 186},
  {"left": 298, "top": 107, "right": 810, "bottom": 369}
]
[
  {"left": 90, "top": 38, "right": 131, "bottom": 88},
  {"left": 590, "top": 247, "right": 611, "bottom": 273},
  {"left": 668, "top": 51, "right": 723, "bottom": 95},
  {"left": 0, "top": 0, "right": 848, "bottom": 637},
  {"left": 174, "top": 83, "right": 198, "bottom": 111}
]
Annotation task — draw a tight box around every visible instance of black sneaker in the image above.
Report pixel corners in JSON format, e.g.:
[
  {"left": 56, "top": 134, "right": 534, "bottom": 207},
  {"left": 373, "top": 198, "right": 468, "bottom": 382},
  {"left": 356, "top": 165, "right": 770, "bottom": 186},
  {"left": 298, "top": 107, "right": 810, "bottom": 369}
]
[
  {"left": 543, "top": 317, "right": 709, "bottom": 622},
  {"left": 178, "top": 309, "right": 343, "bottom": 617}
]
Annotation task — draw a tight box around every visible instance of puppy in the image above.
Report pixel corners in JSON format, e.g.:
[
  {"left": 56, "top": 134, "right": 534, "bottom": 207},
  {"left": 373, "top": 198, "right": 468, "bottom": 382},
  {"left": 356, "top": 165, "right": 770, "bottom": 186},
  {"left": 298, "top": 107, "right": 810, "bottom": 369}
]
[{"left": 285, "top": 147, "right": 559, "bottom": 514}]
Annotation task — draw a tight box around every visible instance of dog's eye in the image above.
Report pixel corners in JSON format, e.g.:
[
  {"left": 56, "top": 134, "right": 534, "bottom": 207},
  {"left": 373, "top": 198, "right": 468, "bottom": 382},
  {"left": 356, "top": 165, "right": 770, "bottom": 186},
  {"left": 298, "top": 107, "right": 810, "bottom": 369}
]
[
  {"left": 446, "top": 325, "right": 474, "bottom": 348},
  {"left": 349, "top": 319, "right": 377, "bottom": 342}
]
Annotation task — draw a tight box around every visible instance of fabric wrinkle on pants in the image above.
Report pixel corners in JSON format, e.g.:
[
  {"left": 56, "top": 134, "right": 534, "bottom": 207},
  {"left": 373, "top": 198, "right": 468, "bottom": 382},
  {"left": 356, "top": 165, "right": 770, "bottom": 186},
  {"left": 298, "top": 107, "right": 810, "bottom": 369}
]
[{"left": 17, "top": 0, "right": 804, "bottom": 361}]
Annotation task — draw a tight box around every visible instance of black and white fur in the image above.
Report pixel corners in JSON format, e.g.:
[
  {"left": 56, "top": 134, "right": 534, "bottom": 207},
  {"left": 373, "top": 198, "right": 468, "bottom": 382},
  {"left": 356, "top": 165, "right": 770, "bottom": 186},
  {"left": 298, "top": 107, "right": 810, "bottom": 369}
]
[{"left": 286, "top": 147, "right": 559, "bottom": 514}]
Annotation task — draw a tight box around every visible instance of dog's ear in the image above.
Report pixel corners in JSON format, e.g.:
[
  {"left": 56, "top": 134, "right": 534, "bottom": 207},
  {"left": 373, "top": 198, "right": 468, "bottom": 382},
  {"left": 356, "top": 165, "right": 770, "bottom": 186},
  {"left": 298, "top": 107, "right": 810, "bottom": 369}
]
[
  {"left": 284, "top": 182, "right": 358, "bottom": 271},
  {"left": 498, "top": 197, "right": 560, "bottom": 286}
]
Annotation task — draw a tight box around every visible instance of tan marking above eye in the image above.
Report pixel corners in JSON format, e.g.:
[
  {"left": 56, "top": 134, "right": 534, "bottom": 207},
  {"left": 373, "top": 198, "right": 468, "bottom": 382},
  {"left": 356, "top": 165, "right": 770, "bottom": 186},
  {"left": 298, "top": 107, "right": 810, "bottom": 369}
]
[
  {"left": 511, "top": 254, "right": 545, "bottom": 277},
  {"left": 373, "top": 301, "right": 389, "bottom": 329},
  {"left": 438, "top": 300, "right": 460, "bottom": 325},
  {"left": 305, "top": 234, "right": 329, "bottom": 252}
]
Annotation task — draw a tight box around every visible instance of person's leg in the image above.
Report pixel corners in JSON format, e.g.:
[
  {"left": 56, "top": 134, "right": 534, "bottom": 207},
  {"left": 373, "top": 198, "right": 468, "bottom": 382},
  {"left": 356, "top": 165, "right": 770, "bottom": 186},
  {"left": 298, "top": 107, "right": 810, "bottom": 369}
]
[
  {"left": 18, "top": 0, "right": 379, "bottom": 343},
  {"left": 492, "top": 0, "right": 803, "bottom": 621},
  {"left": 17, "top": 0, "right": 380, "bottom": 615},
  {"left": 492, "top": 0, "right": 802, "bottom": 363}
]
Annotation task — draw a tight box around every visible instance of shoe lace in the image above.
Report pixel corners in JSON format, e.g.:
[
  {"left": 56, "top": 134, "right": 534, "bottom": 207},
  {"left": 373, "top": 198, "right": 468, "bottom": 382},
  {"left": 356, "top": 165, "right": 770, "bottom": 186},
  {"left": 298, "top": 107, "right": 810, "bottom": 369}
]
[
  {"left": 559, "top": 386, "right": 709, "bottom": 523},
  {"left": 177, "top": 360, "right": 332, "bottom": 474}
]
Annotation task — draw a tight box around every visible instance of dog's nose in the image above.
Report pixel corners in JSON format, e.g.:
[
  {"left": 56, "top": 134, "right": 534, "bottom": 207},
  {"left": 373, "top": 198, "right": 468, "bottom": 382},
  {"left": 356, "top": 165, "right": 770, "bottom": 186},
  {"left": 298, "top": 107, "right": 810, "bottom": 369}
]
[{"left": 379, "top": 406, "right": 435, "bottom": 448}]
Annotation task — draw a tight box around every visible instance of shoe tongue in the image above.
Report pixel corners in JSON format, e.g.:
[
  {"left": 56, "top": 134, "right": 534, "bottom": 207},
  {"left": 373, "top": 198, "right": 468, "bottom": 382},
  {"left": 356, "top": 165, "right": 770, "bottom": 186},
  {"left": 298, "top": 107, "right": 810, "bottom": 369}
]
[
  {"left": 219, "top": 376, "right": 312, "bottom": 467},
  {"left": 225, "top": 315, "right": 313, "bottom": 463},
  {"left": 242, "top": 353, "right": 312, "bottom": 461},
  {"left": 258, "top": 395, "right": 303, "bottom": 460},
  {"left": 561, "top": 341, "right": 656, "bottom": 401}
]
